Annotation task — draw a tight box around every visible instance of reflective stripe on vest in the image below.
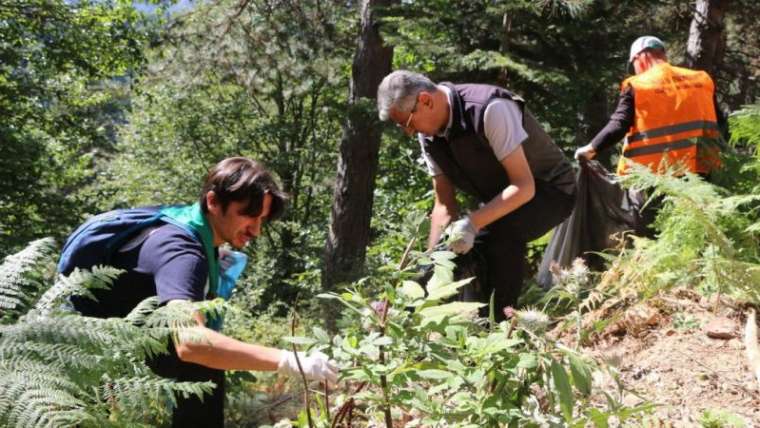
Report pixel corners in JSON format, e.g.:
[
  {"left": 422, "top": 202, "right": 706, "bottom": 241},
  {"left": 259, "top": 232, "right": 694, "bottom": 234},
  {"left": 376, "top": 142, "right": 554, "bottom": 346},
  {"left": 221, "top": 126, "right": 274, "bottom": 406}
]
[
  {"left": 617, "top": 63, "right": 720, "bottom": 175},
  {"left": 627, "top": 120, "right": 718, "bottom": 143}
]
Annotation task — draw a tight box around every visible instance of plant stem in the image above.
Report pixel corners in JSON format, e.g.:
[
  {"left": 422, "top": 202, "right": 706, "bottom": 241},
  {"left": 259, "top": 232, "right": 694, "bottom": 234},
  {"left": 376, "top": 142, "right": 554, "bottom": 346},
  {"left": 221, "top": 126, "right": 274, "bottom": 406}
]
[
  {"left": 378, "top": 298, "right": 393, "bottom": 428},
  {"left": 291, "top": 307, "right": 315, "bottom": 428}
]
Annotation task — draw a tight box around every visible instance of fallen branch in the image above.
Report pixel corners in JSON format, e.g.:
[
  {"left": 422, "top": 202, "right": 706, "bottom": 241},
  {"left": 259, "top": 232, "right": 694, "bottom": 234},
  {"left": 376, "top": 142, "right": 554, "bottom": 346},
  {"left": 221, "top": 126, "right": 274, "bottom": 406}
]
[{"left": 744, "top": 309, "right": 760, "bottom": 390}]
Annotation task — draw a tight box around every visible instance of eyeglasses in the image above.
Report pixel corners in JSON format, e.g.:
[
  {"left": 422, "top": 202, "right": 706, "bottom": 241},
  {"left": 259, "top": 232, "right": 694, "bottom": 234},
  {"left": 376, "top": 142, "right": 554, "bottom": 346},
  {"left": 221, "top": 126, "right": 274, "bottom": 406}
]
[
  {"left": 403, "top": 111, "right": 414, "bottom": 128},
  {"left": 396, "top": 99, "right": 418, "bottom": 133}
]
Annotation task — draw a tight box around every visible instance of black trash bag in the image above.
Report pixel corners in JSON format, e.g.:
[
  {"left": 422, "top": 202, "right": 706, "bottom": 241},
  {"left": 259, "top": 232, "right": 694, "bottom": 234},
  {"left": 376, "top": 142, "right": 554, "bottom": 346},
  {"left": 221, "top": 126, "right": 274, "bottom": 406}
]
[{"left": 536, "top": 159, "right": 645, "bottom": 288}]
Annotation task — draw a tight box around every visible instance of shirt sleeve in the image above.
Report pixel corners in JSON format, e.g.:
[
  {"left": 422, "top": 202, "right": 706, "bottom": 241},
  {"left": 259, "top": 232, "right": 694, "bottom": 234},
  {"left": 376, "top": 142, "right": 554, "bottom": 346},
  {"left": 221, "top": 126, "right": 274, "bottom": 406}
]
[
  {"left": 483, "top": 99, "right": 529, "bottom": 161},
  {"left": 589, "top": 87, "right": 635, "bottom": 152},
  {"left": 419, "top": 134, "right": 444, "bottom": 176},
  {"left": 138, "top": 225, "right": 209, "bottom": 305}
]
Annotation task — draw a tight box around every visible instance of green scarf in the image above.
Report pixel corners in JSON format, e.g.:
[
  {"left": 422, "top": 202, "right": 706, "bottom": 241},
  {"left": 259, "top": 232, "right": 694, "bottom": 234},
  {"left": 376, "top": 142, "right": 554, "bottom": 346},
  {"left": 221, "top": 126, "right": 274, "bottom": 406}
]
[{"left": 159, "top": 203, "right": 219, "bottom": 297}]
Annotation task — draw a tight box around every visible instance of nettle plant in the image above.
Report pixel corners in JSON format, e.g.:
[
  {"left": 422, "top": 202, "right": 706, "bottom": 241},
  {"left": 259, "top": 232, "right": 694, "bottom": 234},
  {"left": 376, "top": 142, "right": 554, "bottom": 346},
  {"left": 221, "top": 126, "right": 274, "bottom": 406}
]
[{"left": 284, "top": 249, "right": 649, "bottom": 427}]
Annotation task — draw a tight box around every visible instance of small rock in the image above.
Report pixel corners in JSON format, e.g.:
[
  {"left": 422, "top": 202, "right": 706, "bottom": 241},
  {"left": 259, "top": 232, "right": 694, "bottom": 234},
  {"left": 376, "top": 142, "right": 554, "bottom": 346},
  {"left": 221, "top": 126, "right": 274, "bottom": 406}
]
[{"left": 704, "top": 316, "right": 737, "bottom": 339}]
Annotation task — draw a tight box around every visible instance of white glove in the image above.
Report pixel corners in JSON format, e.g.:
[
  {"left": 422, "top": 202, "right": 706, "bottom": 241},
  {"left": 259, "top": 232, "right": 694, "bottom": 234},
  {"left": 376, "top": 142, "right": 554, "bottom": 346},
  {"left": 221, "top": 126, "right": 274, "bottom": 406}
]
[
  {"left": 446, "top": 216, "right": 478, "bottom": 254},
  {"left": 574, "top": 144, "right": 596, "bottom": 161},
  {"left": 277, "top": 350, "right": 338, "bottom": 384}
]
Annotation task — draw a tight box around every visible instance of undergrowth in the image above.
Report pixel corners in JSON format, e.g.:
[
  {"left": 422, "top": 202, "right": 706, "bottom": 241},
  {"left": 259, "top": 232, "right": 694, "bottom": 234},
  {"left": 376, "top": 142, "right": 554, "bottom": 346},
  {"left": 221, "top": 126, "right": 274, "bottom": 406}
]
[{"left": 0, "top": 238, "right": 225, "bottom": 427}]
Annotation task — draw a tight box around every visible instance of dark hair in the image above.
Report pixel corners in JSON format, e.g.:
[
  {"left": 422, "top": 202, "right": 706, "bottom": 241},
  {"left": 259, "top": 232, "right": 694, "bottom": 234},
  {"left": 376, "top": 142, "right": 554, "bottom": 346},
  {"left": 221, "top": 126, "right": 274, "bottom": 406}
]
[{"left": 200, "top": 157, "right": 287, "bottom": 222}]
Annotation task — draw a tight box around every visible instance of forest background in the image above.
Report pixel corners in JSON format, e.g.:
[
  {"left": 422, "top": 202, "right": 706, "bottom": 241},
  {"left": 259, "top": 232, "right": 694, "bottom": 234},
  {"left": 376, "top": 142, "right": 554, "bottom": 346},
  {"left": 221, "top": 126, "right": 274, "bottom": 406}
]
[{"left": 1, "top": 0, "right": 760, "bottom": 426}]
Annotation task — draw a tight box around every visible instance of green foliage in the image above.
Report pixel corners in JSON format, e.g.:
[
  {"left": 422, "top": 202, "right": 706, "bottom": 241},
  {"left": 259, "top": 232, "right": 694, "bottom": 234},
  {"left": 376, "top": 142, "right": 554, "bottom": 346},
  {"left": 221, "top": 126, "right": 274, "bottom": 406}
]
[
  {"left": 98, "top": 0, "right": 357, "bottom": 312},
  {"left": 0, "top": 239, "right": 219, "bottom": 427},
  {"left": 381, "top": 0, "right": 685, "bottom": 153},
  {"left": 601, "top": 164, "right": 760, "bottom": 304},
  {"left": 0, "top": 238, "right": 57, "bottom": 324},
  {"left": 698, "top": 408, "right": 747, "bottom": 428},
  {"left": 729, "top": 103, "right": 760, "bottom": 151},
  {"left": 298, "top": 249, "right": 651, "bottom": 426},
  {"left": 0, "top": 1, "right": 154, "bottom": 256},
  {"left": 672, "top": 312, "right": 700, "bottom": 332}
]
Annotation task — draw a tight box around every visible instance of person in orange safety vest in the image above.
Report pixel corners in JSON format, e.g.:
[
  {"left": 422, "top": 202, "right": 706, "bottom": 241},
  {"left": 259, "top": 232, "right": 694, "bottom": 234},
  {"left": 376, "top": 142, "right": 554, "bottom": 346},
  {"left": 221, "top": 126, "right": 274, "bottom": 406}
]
[{"left": 574, "top": 35, "right": 725, "bottom": 176}]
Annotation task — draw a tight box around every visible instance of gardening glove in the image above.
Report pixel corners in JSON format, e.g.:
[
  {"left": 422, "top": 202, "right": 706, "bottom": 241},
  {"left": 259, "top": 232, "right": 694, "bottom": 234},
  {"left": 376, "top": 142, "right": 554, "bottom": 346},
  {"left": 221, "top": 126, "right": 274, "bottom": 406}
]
[
  {"left": 277, "top": 350, "right": 338, "bottom": 385},
  {"left": 446, "top": 216, "right": 477, "bottom": 254},
  {"left": 574, "top": 143, "right": 596, "bottom": 161}
]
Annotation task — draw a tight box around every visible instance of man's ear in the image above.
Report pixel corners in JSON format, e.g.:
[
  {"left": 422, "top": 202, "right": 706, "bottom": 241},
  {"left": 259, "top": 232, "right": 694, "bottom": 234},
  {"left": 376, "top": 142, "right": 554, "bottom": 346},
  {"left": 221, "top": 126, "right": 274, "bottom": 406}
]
[
  {"left": 418, "top": 91, "right": 433, "bottom": 108},
  {"left": 205, "top": 191, "right": 220, "bottom": 215}
]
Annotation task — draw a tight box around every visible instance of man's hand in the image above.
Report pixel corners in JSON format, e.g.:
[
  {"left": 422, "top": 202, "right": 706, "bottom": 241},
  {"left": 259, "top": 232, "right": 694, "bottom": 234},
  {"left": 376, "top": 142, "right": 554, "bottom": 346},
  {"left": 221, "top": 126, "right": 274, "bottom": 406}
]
[
  {"left": 277, "top": 350, "right": 338, "bottom": 384},
  {"left": 445, "top": 216, "right": 478, "bottom": 254},
  {"left": 574, "top": 144, "right": 596, "bottom": 161}
]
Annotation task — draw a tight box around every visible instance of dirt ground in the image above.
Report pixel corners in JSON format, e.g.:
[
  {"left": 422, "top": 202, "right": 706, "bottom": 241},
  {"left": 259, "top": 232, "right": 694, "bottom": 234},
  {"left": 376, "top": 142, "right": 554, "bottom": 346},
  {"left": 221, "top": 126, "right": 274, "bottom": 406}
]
[{"left": 583, "top": 290, "right": 760, "bottom": 427}]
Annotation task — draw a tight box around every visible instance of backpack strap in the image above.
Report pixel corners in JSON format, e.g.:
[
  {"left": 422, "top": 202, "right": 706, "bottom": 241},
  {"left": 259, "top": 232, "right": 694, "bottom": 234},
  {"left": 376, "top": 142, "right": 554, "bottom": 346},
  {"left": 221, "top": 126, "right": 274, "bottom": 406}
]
[{"left": 159, "top": 203, "right": 220, "bottom": 297}]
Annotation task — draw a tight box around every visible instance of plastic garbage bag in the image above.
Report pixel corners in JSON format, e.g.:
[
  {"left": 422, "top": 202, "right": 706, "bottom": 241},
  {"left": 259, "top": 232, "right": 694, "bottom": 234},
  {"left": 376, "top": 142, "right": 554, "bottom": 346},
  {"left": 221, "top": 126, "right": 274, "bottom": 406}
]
[{"left": 536, "top": 159, "right": 644, "bottom": 288}]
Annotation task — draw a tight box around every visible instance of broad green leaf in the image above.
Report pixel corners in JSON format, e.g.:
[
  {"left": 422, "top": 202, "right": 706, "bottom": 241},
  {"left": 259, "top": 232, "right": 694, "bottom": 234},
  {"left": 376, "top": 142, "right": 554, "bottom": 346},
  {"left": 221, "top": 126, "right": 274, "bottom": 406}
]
[
  {"left": 588, "top": 408, "right": 609, "bottom": 428},
  {"left": 419, "top": 301, "right": 484, "bottom": 326},
  {"left": 312, "top": 326, "right": 330, "bottom": 344},
  {"left": 517, "top": 352, "right": 538, "bottom": 369},
  {"left": 282, "top": 336, "right": 316, "bottom": 346},
  {"left": 569, "top": 354, "right": 592, "bottom": 396},
  {"left": 372, "top": 336, "right": 393, "bottom": 346},
  {"left": 416, "top": 369, "right": 452, "bottom": 380},
  {"left": 316, "top": 293, "right": 339, "bottom": 300},
  {"left": 426, "top": 265, "right": 454, "bottom": 290},
  {"left": 400, "top": 280, "right": 425, "bottom": 300},
  {"left": 430, "top": 250, "right": 457, "bottom": 261},
  {"left": 426, "top": 277, "right": 474, "bottom": 301},
  {"left": 465, "top": 368, "right": 486, "bottom": 386},
  {"left": 551, "top": 359, "right": 574, "bottom": 421}
]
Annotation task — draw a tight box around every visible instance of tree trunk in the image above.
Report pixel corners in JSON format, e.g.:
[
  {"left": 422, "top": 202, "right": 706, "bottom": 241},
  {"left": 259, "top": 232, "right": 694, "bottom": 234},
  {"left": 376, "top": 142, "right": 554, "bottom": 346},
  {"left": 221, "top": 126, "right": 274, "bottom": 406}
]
[
  {"left": 321, "top": 0, "right": 396, "bottom": 330},
  {"left": 686, "top": 0, "right": 730, "bottom": 74}
]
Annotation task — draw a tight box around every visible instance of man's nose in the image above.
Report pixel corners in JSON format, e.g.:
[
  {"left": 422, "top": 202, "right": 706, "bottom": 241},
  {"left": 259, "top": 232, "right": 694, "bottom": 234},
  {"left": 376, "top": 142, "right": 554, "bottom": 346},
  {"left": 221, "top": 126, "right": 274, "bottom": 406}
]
[{"left": 248, "top": 221, "right": 262, "bottom": 237}]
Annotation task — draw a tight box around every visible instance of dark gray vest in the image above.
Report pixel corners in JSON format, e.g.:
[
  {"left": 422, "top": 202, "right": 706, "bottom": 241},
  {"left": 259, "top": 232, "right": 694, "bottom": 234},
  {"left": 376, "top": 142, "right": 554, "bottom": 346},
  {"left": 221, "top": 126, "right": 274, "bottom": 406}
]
[{"left": 422, "top": 83, "right": 575, "bottom": 202}]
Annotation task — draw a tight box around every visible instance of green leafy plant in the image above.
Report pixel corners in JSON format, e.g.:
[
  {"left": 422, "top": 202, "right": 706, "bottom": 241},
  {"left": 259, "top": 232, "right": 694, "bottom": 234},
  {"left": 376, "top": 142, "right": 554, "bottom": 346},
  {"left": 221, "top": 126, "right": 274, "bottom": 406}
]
[
  {"left": 279, "top": 247, "right": 651, "bottom": 427},
  {"left": 698, "top": 408, "right": 747, "bottom": 428},
  {"left": 602, "top": 164, "right": 760, "bottom": 305},
  {"left": 672, "top": 312, "right": 701, "bottom": 332}
]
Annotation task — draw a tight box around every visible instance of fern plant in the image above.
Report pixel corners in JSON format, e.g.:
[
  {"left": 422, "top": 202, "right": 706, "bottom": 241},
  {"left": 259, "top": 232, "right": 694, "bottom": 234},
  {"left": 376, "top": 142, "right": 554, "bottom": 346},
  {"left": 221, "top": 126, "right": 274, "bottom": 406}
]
[
  {"left": 0, "top": 238, "right": 57, "bottom": 324},
  {"left": 603, "top": 163, "right": 760, "bottom": 304},
  {"left": 0, "top": 239, "right": 219, "bottom": 428}
]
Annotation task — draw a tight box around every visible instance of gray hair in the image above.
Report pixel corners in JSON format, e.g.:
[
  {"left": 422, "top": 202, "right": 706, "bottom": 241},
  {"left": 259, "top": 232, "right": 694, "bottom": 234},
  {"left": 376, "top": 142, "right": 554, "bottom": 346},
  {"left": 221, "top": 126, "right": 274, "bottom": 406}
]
[{"left": 376, "top": 70, "right": 437, "bottom": 121}]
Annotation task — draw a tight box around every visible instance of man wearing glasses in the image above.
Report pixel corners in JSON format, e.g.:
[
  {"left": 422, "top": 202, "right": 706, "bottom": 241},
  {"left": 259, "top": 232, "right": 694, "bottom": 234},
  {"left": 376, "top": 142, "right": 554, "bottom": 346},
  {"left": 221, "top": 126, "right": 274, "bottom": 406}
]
[{"left": 377, "top": 70, "right": 576, "bottom": 319}]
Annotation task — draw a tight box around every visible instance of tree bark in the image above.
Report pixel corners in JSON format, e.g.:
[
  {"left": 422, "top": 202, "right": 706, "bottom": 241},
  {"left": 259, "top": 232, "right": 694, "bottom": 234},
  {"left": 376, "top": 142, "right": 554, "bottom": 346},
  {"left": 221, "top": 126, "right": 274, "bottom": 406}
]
[
  {"left": 686, "top": 0, "right": 730, "bottom": 74},
  {"left": 322, "top": 0, "right": 396, "bottom": 330}
]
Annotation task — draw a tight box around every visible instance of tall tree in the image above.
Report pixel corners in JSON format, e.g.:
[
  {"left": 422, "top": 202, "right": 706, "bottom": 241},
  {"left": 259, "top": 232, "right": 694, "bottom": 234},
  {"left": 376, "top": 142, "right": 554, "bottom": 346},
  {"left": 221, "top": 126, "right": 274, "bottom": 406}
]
[
  {"left": 104, "top": 0, "right": 354, "bottom": 311},
  {"left": 0, "top": 0, "right": 150, "bottom": 256},
  {"left": 322, "top": 0, "right": 397, "bottom": 327},
  {"left": 686, "top": 0, "right": 730, "bottom": 74}
]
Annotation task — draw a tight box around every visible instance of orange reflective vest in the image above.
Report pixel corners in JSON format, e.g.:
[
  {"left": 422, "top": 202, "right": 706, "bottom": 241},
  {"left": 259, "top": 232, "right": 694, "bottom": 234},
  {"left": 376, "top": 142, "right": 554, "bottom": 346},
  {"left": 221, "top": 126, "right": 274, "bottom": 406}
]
[{"left": 617, "top": 63, "right": 720, "bottom": 175}]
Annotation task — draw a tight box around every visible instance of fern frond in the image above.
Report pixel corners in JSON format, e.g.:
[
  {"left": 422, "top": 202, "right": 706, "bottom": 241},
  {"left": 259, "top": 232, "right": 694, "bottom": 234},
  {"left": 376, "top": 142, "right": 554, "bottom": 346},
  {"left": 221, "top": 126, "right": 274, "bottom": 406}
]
[
  {"left": 0, "top": 342, "right": 101, "bottom": 370},
  {"left": 1, "top": 316, "right": 118, "bottom": 350},
  {"left": 32, "top": 266, "right": 123, "bottom": 317},
  {"left": 0, "top": 360, "right": 82, "bottom": 394},
  {"left": 124, "top": 296, "right": 160, "bottom": 326},
  {"left": 101, "top": 375, "right": 215, "bottom": 420},
  {"left": 0, "top": 238, "right": 57, "bottom": 323},
  {"left": 5, "top": 388, "right": 88, "bottom": 428}
]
